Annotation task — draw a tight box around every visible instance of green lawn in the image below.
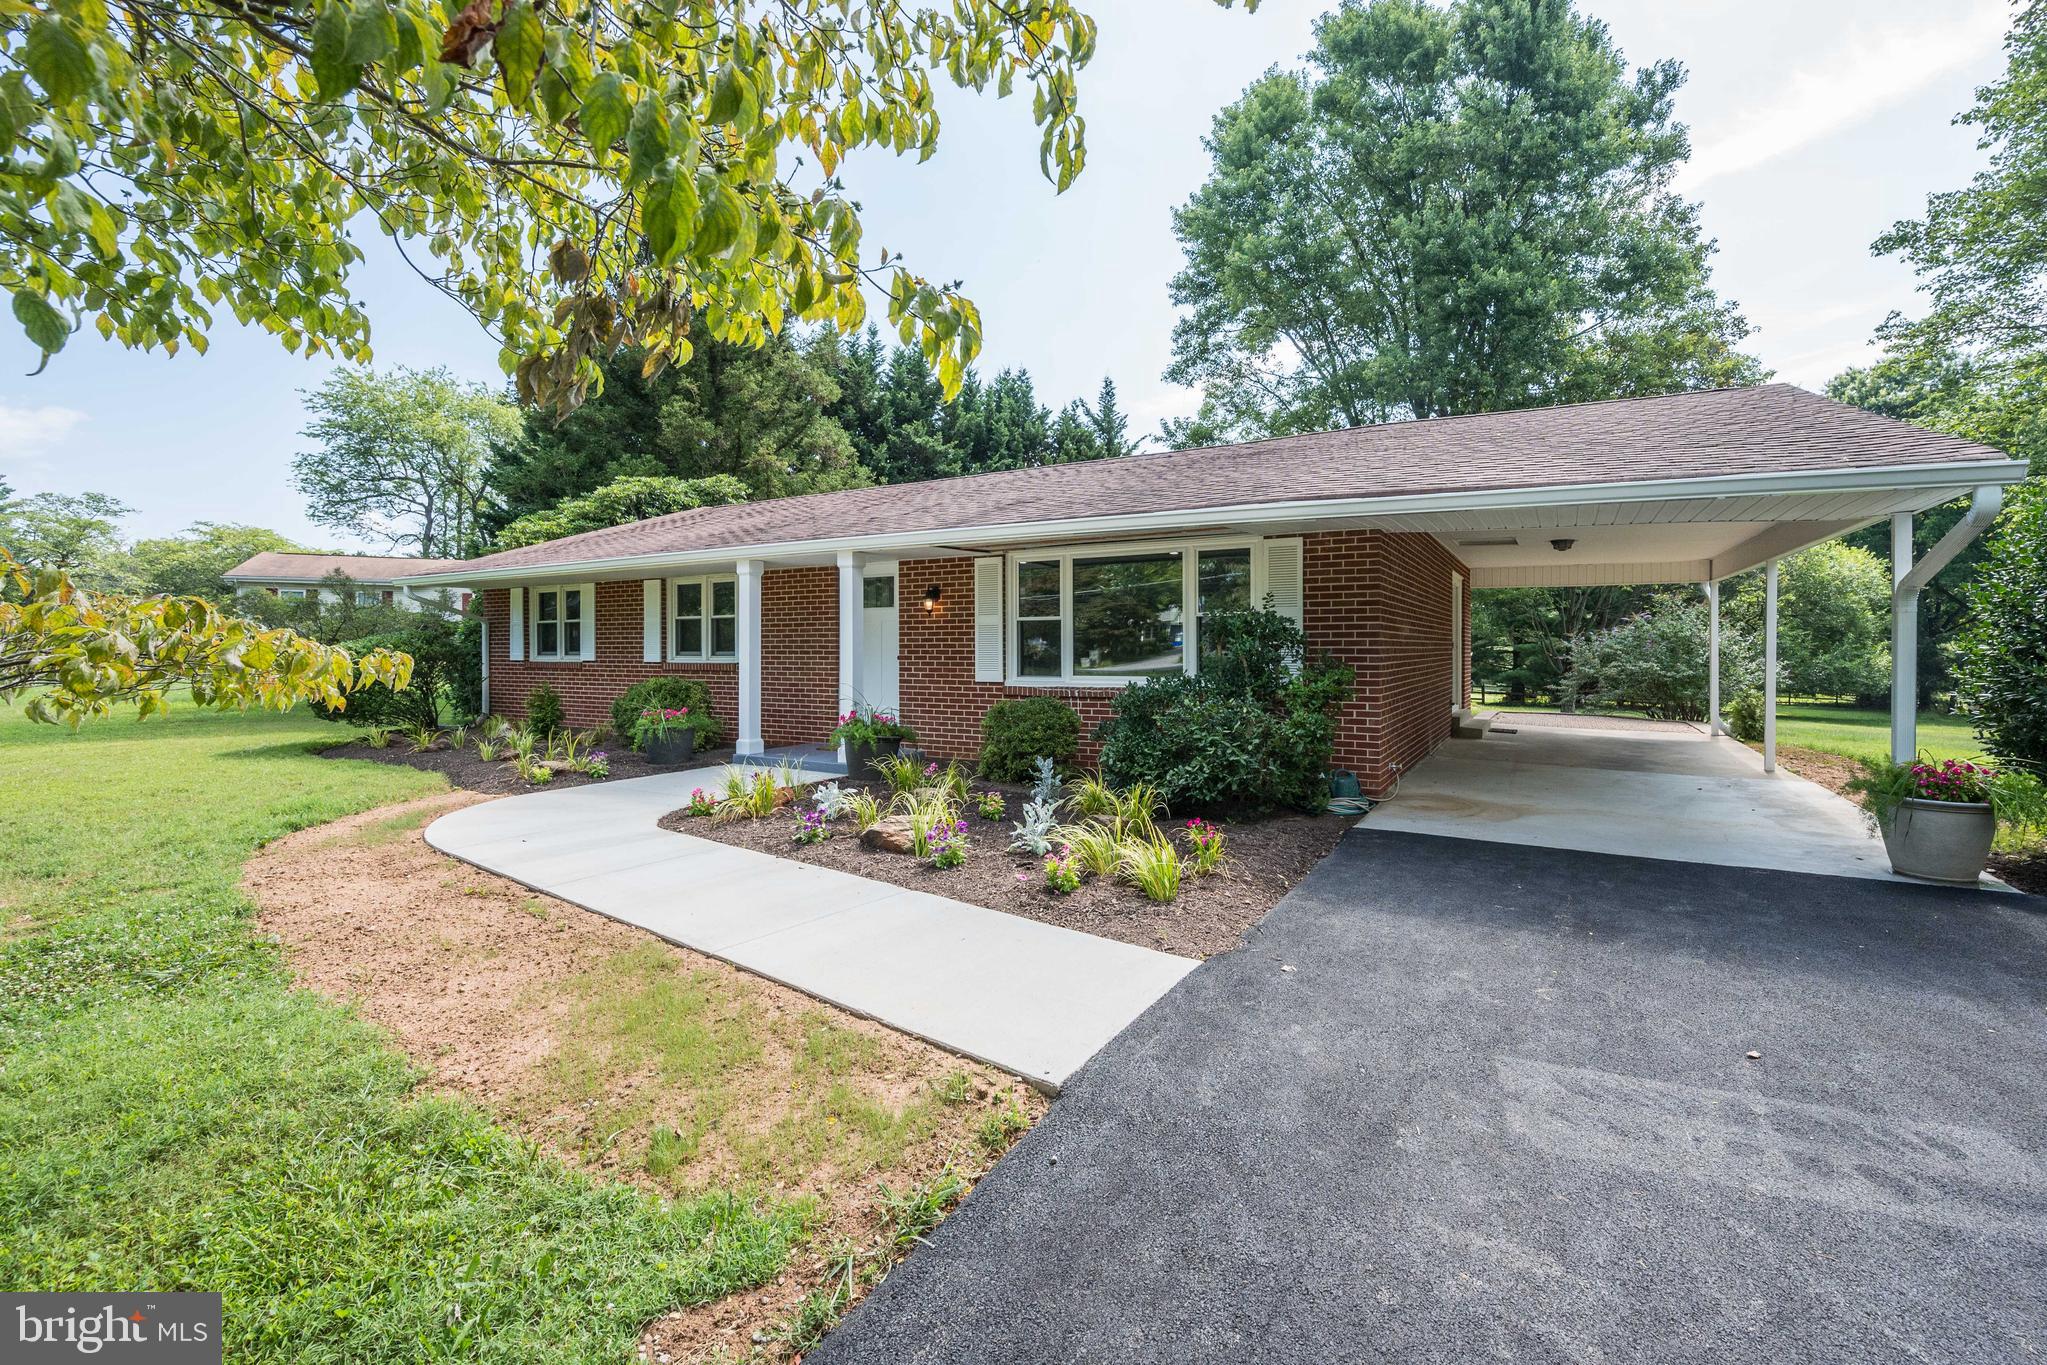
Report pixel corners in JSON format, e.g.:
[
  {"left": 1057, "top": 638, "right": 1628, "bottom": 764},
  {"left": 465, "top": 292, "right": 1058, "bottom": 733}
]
[
  {"left": 0, "top": 704, "right": 806, "bottom": 1363},
  {"left": 1489, "top": 700, "right": 1984, "bottom": 765}
]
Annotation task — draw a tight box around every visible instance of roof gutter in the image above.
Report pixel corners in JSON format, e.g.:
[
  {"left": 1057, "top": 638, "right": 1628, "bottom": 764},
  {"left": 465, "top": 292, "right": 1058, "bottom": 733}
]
[
  {"left": 1897, "top": 483, "right": 2005, "bottom": 599},
  {"left": 396, "top": 456, "right": 2031, "bottom": 588}
]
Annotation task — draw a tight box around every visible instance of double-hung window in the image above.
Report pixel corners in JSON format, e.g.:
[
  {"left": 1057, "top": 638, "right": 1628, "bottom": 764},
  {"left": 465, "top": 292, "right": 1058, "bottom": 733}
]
[
  {"left": 670, "top": 575, "right": 738, "bottom": 661},
  {"left": 532, "top": 585, "right": 584, "bottom": 660},
  {"left": 1009, "top": 541, "right": 1256, "bottom": 685}
]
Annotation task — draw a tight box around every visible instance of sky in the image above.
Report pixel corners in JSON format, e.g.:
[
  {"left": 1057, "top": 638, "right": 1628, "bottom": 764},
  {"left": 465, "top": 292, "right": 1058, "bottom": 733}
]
[{"left": 0, "top": 0, "right": 2016, "bottom": 547}]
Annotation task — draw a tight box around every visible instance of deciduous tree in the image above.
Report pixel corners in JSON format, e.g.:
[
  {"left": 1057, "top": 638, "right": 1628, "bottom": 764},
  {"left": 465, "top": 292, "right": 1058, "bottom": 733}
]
[
  {"left": 1166, "top": 0, "right": 1764, "bottom": 440},
  {"left": 495, "top": 474, "right": 749, "bottom": 549},
  {"left": 0, "top": 490, "right": 131, "bottom": 586}
]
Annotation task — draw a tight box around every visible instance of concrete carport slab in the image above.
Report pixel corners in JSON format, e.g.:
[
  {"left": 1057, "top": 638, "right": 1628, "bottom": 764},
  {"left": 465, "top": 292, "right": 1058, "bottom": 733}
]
[{"left": 1358, "top": 722, "right": 1994, "bottom": 885}]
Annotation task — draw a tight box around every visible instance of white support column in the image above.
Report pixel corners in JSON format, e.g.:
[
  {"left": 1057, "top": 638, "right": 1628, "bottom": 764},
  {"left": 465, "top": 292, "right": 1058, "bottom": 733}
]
[
  {"left": 1763, "top": 559, "right": 1779, "bottom": 774},
  {"left": 1705, "top": 580, "right": 1722, "bottom": 736},
  {"left": 1890, "top": 511, "right": 1917, "bottom": 764},
  {"left": 836, "top": 550, "right": 866, "bottom": 759},
  {"left": 735, "top": 558, "right": 764, "bottom": 758}
]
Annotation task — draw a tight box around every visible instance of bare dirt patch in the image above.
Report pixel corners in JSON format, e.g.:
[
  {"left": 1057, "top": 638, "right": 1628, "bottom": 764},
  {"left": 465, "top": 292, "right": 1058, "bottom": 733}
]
[
  {"left": 245, "top": 792, "right": 1044, "bottom": 1361},
  {"left": 662, "top": 777, "right": 1349, "bottom": 958},
  {"left": 321, "top": 737, "right": 737, "bottom": 794}
]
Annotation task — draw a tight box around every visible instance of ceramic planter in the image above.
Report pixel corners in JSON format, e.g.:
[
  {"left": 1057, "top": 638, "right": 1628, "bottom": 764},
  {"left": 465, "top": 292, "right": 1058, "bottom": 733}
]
[
  {"left": 1879, "top": 797, "right": 1994, "bottom": 884},
  {"left": 842, "top": 736, "right": 903, "bottom": 779},
  {"left": 642, "top": 729, "right": 696, "bottom": 766}
]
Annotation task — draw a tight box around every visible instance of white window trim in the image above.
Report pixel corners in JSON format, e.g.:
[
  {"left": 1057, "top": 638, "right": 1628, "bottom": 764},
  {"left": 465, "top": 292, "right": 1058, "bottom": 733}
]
[
  {"left": 1005, "top": 535, "right": 1261, "bottom": 688},
  {"left": 529, "top": 581, "right": 594, "bottom": 662},
  {"left": 667, "top": 573, "right": 741, "bottom": 664}
]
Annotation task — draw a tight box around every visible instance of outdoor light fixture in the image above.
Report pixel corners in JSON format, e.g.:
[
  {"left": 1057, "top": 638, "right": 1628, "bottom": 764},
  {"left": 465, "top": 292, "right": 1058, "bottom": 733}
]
[
  {"left": 1550, "top": 538, "right": 1576, "bottom": 552},
  {"left": 923, "top": 584, "right": 943, "bottom": 611}
]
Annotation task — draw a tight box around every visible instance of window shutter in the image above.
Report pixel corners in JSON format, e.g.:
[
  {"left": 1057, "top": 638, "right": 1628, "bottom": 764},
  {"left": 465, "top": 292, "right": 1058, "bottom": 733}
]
[
  {"left": 641, "top": 578, "right": 663, "bottom": 662},
  {"left": 579, "top": 583, "right": 598, "bottom": 661},
  {"left": 1260, "top": 538, "right": 1305, "bottom": 630},
  {"left": 507, "top": 587, "right": 525, "bottom": 661},
  {"left": 973, "top": 557, "right": 1004, "bottom": 683}
]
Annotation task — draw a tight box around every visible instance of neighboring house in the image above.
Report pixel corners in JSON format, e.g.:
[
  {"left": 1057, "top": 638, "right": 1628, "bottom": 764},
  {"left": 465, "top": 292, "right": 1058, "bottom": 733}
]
[
  {"left": 401, "top": 385, "right": 2027, "bottom": 795},
  {"left": 224, "top": 552, "right": 473, "bottom": 615}
]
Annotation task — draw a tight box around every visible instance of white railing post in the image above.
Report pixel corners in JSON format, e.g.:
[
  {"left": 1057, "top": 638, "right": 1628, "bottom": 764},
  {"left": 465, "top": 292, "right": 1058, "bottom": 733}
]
[
  {"left": 735, "top": 559, "right": 764, "bottom": 757},
  {"left": 1763, "top": 559, "right": 1779, "bottom": 774}
]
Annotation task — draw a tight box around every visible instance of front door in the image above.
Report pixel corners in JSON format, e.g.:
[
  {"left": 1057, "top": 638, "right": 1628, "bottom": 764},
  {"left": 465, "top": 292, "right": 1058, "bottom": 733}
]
[{"left": 862, "top": 569, "right": 900, "bottom": 714}]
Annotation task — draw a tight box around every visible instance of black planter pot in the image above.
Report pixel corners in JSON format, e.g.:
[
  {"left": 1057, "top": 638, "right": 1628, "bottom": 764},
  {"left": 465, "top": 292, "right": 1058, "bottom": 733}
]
[
  {"left": 842, "top": 736, "right": 902, "bottom": 778},
  {"left": 642, "top": 729, "right": 697, "bottom": 765}
]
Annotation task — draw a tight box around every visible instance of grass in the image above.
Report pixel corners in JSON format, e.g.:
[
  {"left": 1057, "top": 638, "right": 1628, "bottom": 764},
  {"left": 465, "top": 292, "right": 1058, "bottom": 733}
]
[
  {"left": 0, "top": 703, "right": 808, "bottom": 1363},
  {"left": 1491, "top": 699, "right": 1984, "bottom": 765}
]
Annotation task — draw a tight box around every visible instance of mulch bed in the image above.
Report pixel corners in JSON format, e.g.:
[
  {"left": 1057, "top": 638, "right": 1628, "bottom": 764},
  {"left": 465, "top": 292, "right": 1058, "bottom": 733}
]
[
  {"left": 659, "top": 777, "right": 1351, "bottom": 958},
  {"left": 321, "top": 735, "right": 736, "bottom": 795}
]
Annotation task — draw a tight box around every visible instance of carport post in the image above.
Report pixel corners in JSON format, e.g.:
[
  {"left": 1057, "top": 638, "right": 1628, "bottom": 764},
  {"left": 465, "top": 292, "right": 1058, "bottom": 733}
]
[
  {"left": 1763, "top": 560, "right": 1778, "bottom": 774},
  {"left": 1705, "top": 580, "right": 1723, "bottom": 735},
  {"left": 1891, "top": 512, "right": 1917, "bottom": 764}
]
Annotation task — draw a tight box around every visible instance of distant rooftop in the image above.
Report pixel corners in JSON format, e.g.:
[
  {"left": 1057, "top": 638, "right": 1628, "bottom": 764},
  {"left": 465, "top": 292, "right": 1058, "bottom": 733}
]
[{"left": 223, "top": 552, "right": 469, "bottom": 583}]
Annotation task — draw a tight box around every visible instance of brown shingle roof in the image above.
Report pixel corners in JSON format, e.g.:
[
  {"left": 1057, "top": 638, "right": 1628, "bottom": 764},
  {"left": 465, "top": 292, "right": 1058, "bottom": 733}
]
[
  {"left": 224, "top": 552, "right": 469, "bottom": 582},
  {"left": 444, "top": 384, "right": 2013, "bottom": 574}
]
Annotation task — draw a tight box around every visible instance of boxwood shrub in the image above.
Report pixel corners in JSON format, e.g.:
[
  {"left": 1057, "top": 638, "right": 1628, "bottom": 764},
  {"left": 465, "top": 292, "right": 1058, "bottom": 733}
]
[
  {"left": 611, "top": 677, "right": 725, "bottom": 750},
  {"left": 978, "top": 696, "right": 1082, "bottom": 782},
  {"left": 1097, "top": 608, "right": 1351, "bottom": 814}
]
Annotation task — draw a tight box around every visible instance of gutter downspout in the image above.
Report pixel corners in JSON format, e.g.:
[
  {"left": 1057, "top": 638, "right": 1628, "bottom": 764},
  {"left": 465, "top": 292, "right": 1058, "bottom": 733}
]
[{"left": 1891, "top": 485, "right": 2006, "bottom": 763}]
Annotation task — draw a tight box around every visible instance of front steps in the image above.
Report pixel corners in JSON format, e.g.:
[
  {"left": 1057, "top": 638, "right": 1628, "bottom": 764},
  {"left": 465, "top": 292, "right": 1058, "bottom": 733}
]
[{"left": 1451, "top": 708, "right": 1497, "bottom": 740}]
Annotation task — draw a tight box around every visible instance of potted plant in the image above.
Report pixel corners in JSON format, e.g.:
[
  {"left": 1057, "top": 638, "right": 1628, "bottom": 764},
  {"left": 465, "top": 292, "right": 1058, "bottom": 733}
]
[
  {"left": 634, "top": 706, "right": 697, "bottom": 765},
  {"left": 830, "top": 705, "right": 915, "bottom": 778},
  {"left": 1846, "top": 756, "right": 2044, "bottom": 884}
]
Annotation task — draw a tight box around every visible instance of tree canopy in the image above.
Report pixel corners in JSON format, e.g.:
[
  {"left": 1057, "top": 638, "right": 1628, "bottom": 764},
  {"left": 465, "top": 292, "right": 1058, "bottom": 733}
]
[
  {"left": 495, "top": 473, "right": 749, "bottom": 549},
  {"left": 0, "top": 0, "right": 1217, "bottom": 409},
  {"left": 1164, "top": 0, "right": 1764, "bottom": 442},
  {"left": 295, "top": 366, "right": 518, "bottom": 557},
  {"left": 0, "top": 489, "right": 131, "bottom": 584}
]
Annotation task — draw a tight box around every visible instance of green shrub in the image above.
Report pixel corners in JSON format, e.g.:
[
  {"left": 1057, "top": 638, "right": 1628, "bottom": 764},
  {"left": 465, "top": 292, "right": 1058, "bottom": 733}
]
[
  {"left": 1565, "top": 594, "right": 1761, "bottom": 721},
  {"left": 1725, "top": 689, "right": 1766, "bottom": 743},
  {"left": 1955, "top": 482, "right": 2047, "bottom": 773},
  {"left": 978, "top": 697, "right": 1082, "bottom": 782},
  {"left": 313, "top": 615, "right": 474, "bottom": 730},
  {"left": 610, "top": 677, "right": 725, "bottom": 749},
  {"left": 1097, "top": 607, "right": 1350, "bottom": 814},
  {"left": 525, "top": 683, "right": 566, "bottom": 736}
]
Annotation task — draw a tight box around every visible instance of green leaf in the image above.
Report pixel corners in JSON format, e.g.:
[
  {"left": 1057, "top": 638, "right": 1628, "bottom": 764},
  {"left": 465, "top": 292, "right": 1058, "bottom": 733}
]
[
  {"left": 581, "top": 73, "right": 630, "bottom": 158},
  {"left": 626, "top": 94, "right": 670, "bottom": 185},
  {"left": 310, "top": 0, "right": 359, "bottom": 101},
  {"left": 493, "top": 1, "right": 544, "bottom": 108},
  {"left": 709, "top": 66, "right": 744, "bottom": 126},
  {"left": 345, "top": 0, "right": 397, "bottom": 68},
  {"left": 23, "top": 18, "right": 91, "bottom": 107},
  {"left": 12, "top": 289, "right": 69, "bottom": 355},
  {"left": 641, "top": 173, "right": 680, "bottom": 265},
  {"left": 691, "top": 174, "right": 744, "bottom": 258}
]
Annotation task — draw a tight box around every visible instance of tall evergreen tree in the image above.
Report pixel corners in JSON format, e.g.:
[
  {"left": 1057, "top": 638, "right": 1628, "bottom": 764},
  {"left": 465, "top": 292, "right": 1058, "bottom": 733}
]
[{"left": 1078, "top": 378, "right": 1143, "bottom": 456}]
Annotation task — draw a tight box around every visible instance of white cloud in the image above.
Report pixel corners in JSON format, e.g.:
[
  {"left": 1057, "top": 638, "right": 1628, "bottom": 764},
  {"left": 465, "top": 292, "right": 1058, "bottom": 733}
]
[
  {"left": 1677, "top": 3, "right": 2008, "bottom": 190},
  {"left": 0, "top": 399, "right": 86, "bottom": 464}
]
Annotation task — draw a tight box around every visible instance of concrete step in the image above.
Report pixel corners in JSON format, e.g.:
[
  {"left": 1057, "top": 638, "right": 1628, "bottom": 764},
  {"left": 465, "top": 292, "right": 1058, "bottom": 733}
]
[{"left": 1451, "top": 710, "right": 1497, "bottom": 739}]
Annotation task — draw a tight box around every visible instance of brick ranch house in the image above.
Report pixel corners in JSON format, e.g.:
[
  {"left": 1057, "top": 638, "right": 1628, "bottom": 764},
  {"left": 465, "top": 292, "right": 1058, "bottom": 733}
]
[{"left": 401, "top": 384, "right": 2026, "bottom": 796}]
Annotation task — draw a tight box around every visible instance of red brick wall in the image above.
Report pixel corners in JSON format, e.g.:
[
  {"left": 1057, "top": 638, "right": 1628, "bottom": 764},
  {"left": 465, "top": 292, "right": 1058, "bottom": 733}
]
[
  {"left": 1303, "top": 530, "right": 1470, "bottom": 794},
  {"left": 481, "top": 568, "right": 837, "bottom": 746},
  {"left": 897, "top": 556, "right": 1121, "bottom": 765},
  {"left": 483, "top": 536, "right": 1468, "bottom": 792}
]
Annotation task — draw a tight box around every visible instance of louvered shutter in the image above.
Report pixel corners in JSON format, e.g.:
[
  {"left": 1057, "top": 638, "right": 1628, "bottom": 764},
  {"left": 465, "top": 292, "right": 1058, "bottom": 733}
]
[
  {"left": 578, "top": 583, "right": 598, "bottom": 661},
  {"left": 507, "top": 587, "right": 525, "bottom": 661},
  {"left": 973, "top": 558, "right": 1004, "bottom": 683},
  {"left": 1259, "top": 538, "right": 1305, "bottom": 629},
  {"left": 642, "top": 578, "right": 663, "bottom": 662}
]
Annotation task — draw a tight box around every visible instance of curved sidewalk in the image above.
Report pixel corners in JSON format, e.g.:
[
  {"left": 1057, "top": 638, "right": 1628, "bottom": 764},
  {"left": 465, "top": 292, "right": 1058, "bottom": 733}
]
[{"left": 424, "top": 765, "right": 1198, "bottom": 1091}]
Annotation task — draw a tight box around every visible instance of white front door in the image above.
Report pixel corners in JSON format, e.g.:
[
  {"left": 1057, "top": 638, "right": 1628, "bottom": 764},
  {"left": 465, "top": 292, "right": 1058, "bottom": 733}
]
[{"left": 861, "top": 569, "right": 900, "bottom": 714}]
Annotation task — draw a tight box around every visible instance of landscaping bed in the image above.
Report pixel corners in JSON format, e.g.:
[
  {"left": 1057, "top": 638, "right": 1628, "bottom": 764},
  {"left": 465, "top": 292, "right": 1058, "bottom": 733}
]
[
  {"left": 659, "top": 774, "right": 1349, "bottom": 959},
  {"left": 322, "top": 732, "right": 736, "bottom": 794}
]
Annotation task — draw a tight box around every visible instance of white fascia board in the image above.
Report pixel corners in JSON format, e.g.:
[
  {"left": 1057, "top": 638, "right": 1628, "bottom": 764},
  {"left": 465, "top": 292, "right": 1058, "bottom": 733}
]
[{"left": 394, "top": 457, "right": 2031, "bottom": 588}]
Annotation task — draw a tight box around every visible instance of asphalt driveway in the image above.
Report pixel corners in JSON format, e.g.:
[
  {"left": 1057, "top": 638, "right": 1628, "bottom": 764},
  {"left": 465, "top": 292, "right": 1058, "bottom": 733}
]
[{"left": 812, "top": 830, "right": 2047, "bottom": 1364}]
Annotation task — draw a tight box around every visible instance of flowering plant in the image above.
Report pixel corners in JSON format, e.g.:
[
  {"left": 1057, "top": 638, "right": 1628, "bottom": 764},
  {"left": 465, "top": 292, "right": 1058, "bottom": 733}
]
[
  {"left": 1043, "top": 851, "right": 1081, "bottom": 894},
  {"left": 1181, "top": 818, "right": 1226, "bottom": 875},
  {"left": 584, "top": 751, "right": 611, "bottom": 780},
  {"left": 927, "top": 818, "right": 969, "bottom": 869},
  {"left": 976, "top": 790, "right": 1007, "bottom": 821},
  {"left": 634, "top": 706, "right": 693, "bottom": 744},
  {"left": 1848, "top": 755, "right": 2047, "bottom": 831},
  {"left": 683, "top": 787, "right": 717, "bottom": 818},
  {"left": 793, "top": 807, "right": 832, "bottom": 845},
  {"left": 828, "top": 705, "right": 916, "bottom": 747}
]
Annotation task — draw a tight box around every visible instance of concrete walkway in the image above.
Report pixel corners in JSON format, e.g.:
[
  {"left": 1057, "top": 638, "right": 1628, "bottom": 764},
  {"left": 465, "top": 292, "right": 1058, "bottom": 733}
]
[{"left": 423, "top": 765, "right": 1198, "bottom": 1090}]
